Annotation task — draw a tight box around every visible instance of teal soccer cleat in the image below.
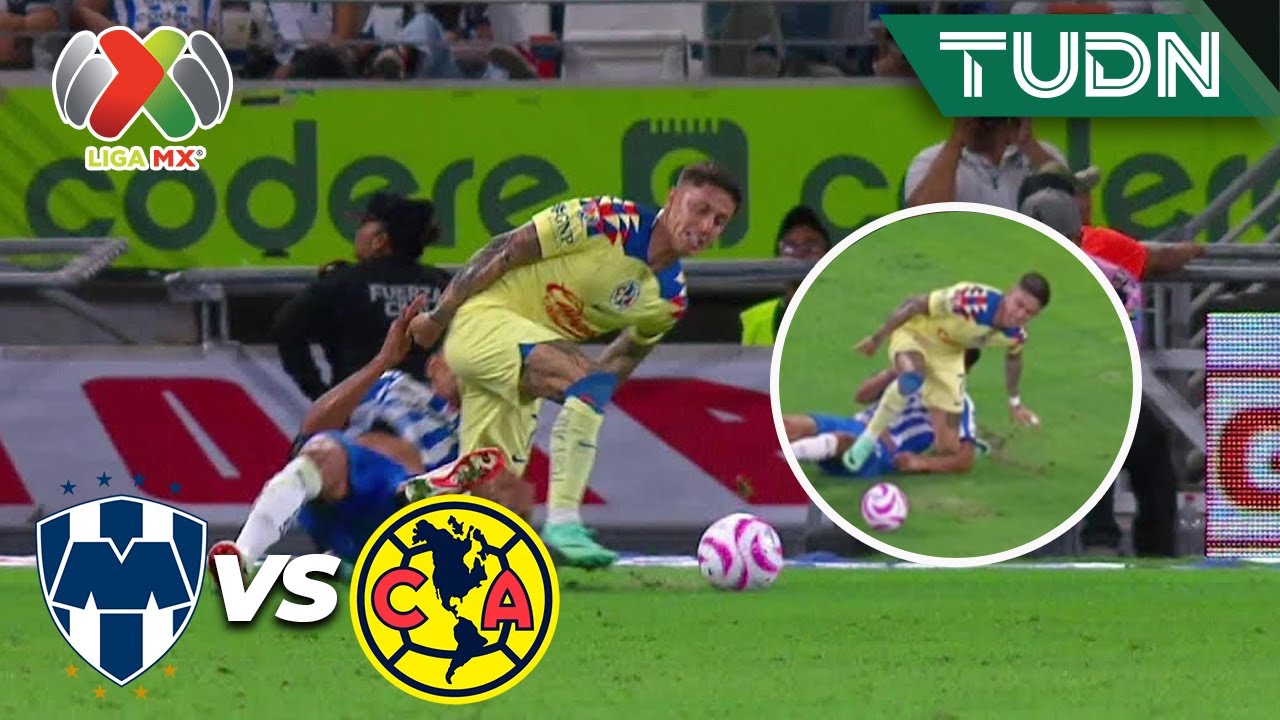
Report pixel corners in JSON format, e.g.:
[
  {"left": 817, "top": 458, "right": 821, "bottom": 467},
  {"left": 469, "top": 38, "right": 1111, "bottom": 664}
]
[
  {"left": 842, "top": 434, "right": 878, "bottom": 473},
  {"left": 541, "top": 522, "right": 618, "bottom": 569}
]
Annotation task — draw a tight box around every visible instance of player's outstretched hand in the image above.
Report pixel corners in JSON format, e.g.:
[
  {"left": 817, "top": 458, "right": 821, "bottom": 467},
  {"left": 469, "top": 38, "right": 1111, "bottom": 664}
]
[
  {"left": 378, "top": 294, "right": 426, "bottom": 365},
  {"left": 1011, "top": 405, "right": 1041, "bottom": 428},
  {"left": 854, "top": 336, "right": 880, "bottom": 357}
]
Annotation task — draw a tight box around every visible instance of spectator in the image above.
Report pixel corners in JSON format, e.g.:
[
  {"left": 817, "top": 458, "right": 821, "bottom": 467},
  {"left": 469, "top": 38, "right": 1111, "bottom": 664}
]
[
  {"left": 1017, "top": 171, "right": 1202, "bottom": 557},
  {"left": 740, "top": 206, "right": 832, "bottom": 347},
  {"left": 870, "top": 18, "right": 914, "bottom": 79},
  {"left": 242, "top": 0, "right": 361, "bottom": 79},
  {"left": 0, "top": 0, "right": 57, "bottom": 69},
  {"left": 905, "top": 117, "right": 1063, "bottom": 209},
  {"left": 273, "top": 192, "right": 451, "bottom": 401},
  {"left": 73, "top": 0, "right": 219, "bottom": 34},
  {"left": 365, "top": 7, "right": 462, "bottom": 80},
  {"left": 428, "top": 3, "right": 537, "bottom": 79},
  {"left": 1018, "top": 162, "right": 1205, "bottom": 282}
]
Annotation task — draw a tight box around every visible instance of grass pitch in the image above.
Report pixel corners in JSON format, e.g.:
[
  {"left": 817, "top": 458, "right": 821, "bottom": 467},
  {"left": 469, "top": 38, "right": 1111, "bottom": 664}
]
[
  {"left": 778, "top": 210, "right": 1136, "bottom": 559},
  {"left": 2, "top": 565, "right": 1277, "bottom": 719}
]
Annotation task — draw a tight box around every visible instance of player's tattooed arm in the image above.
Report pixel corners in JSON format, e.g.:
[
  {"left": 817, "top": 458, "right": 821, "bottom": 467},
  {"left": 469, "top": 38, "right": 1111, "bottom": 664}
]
[
  {"left": 1004, "top": 351, "right": 1023, "bottom": 399},
  {"left": 409, "top": 223, "right": 542, "bottom": 348},
  {"left": 597, "top": 328, "right": 657, "bottom": 384},
  {"left": 430, "top": 222, "right": 543, "bottom": 326},
  {"left": 871, "top": 294, "right": 929, "bottom": 343}
]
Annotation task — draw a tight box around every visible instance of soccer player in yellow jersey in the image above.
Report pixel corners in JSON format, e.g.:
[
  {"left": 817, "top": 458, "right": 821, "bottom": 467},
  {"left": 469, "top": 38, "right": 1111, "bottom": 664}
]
[
  {"left": 407, "top": 162, "right": 741, "bottom": 567},
  {"left": 843, "top": 274, "right": 1050, "bottom": 472}
]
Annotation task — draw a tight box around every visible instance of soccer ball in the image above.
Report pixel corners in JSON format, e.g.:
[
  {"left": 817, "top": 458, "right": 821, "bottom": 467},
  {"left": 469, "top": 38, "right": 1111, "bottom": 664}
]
[
  {"left": 861, "top": 482, "right": 909, "bottom": 531},
  {"left": 696, "top": 513, "right": 783, "bottom": 591}
]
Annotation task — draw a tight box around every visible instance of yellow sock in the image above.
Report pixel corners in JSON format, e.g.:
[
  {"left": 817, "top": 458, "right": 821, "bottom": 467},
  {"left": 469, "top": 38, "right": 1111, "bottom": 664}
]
[
  {"left": 547, "top": 397, "right": 604, "bottom": 524},
  {"left": 864, "top": 381, "right": 909, "bottom": 438}
]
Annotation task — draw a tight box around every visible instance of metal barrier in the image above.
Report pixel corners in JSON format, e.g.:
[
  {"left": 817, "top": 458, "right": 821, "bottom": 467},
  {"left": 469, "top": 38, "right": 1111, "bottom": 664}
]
[
  {"left": 162, "top": 248, "right": 1279, "bottom": 343},
  {"left": 0, "top": 236, "right": 146, "bottom": 344},
  {"left": 163, "top": 259, "right": 818, "bottom": 342},
  {"left": 0, "top": 237, "right": 127, "bottom": 289},
  {"left": 1140, "top": 147, "right": 1280, "bottom": 470}
]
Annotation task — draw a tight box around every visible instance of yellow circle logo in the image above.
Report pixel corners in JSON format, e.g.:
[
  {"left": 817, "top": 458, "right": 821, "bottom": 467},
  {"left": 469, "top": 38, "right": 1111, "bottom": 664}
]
[{"left": 350, "top": 495, "right": 559, "bottom": 704}]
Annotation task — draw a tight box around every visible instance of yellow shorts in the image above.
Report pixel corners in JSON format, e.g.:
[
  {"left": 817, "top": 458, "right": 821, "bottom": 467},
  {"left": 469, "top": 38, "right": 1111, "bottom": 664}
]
[
  {"left": 443, "top": 305, "right": 564, "bottom": 477},
  {"left": 887, "top": 329, "right": 966, "bottom": 415}
]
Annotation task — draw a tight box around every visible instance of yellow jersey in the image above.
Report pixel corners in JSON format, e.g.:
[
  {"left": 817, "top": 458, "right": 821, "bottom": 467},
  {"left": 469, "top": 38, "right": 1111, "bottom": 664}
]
[
  {"left": 460, "top": 196, "right": 688, "bottom": 345},
  {"left": 739, "top": 297, "right": 783, "bottom": 347},
  {"left": 902, "top": 282, "right": 1028, "bottom": 355}
]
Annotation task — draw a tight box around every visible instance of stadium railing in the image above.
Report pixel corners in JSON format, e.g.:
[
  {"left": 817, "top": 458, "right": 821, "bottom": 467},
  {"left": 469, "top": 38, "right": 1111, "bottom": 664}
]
[
  {"left": 1142, "top": 147, "right": 1280, "bottom": 462},
  {"left": 0, "top": 237, "right": 145, "bottom": 343},
  {"left": 162, "top": 259, "right": 818, "bottom": 343}
]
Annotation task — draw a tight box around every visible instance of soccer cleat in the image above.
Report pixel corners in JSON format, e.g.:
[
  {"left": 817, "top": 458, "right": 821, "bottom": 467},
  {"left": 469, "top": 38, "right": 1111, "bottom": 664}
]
[
  {"left": 402, "top": 447, "right": 506, "bottom": 503},
  {"left": 842, "top": 434, "right": 877, "bottom": 473},
  {"left": 206, "top": 540, "right": 247, "bottom": 592},
  {"left": 542, "top": 522, "right": 618, "bottom": 569}
]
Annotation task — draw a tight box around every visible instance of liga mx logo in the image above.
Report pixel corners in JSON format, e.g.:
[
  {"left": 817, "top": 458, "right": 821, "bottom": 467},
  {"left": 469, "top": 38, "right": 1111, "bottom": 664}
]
[
  {"left": 52, "top": 27, "right": 232, "bottom": 171},
  {"left": 36, "top": 496, "right": 207, "bottom": 686}
]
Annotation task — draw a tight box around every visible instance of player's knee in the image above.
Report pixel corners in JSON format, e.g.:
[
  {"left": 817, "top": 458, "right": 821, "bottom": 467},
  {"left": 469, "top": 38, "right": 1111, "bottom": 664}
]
[
  {"left": 564, "top": 371, "right": 618, "bottom": 413},
  {"left": 833, "top": 432, "right": 857, "bottom": 455},
  {"left": 300, "top": 435, "right": 350, "bottom": 502},
  {"left": 896, "top": 371, "right": 924, "bottom": 395},
  {"left": 895, "top": 351, "right": 925, "bottom": 373},
  {"left": 783, "top": 416, "right": 816, "bottom": 441}
]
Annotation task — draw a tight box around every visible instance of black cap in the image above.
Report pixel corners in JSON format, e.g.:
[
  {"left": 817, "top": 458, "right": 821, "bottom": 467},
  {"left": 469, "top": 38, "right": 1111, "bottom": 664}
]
[{"left": 358, "top": 193, "right": 439, "bottom": 261}]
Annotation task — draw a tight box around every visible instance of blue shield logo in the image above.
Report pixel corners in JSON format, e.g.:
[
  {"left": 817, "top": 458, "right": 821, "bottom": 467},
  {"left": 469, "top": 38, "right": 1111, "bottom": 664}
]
[{"left": 36, "top": 496, "right": 207, "bottom": 686}]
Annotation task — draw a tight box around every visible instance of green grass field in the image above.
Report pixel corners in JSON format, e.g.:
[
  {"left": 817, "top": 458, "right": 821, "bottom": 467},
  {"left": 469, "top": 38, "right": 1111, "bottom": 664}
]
[
  {"left": 4, "top": 565, "right": 1279, "bottom": 718},
  {"left": 779, "top": 210, "right": 1136, "bottom": 559}
]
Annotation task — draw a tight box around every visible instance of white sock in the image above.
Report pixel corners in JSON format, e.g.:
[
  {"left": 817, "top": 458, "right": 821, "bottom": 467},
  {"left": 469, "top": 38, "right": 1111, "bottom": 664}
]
[
  {"left": 546, "top": 508, "right": 582, "bottom": 525},
  {"left": 234, "top": 456, "right": 323, "bottom": 565},
  {"left": 791, "top": 433, "right": 839, "bottom": 462}
]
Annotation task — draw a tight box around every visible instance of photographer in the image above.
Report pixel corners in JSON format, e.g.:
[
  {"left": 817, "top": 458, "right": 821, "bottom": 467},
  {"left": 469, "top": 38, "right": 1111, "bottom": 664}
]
[{"left": 904, "top": 116, "right": 1064, "bottom": 210}]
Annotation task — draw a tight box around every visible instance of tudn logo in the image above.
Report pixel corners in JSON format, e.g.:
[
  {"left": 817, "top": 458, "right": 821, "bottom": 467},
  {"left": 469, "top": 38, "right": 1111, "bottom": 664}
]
[
  {"left": 939, "top": 30, "right": 1218, "bottom": 100},
  {"left": 53, "top": 26, "right": 232, "bottom": 143}
]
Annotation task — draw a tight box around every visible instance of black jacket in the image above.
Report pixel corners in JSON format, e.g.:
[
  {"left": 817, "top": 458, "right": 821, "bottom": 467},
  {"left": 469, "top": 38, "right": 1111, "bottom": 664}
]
[{"left": 273, "top": 256, "right": 451, "bottom": 399}]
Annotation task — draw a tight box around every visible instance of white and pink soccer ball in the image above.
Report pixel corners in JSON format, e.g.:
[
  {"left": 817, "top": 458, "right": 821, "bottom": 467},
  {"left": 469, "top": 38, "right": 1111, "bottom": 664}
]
[
  {"left": 861, "top": 482, "right": 909, "bottom": 531},
  {"left": 696, "top": 513, "right": 783, "bottom": 591}
]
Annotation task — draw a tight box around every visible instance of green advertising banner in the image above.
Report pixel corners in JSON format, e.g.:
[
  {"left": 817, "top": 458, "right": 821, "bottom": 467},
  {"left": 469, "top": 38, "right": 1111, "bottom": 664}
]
[{"left": 0, "top": 84, "right": 1273, "bottom": 270}]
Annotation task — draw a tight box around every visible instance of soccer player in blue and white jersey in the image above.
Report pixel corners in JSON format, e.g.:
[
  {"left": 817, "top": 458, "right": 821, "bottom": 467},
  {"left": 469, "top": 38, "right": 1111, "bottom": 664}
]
[
  {"left": 784, "top": 349, "right": 987, "bottom": 478},
  {"left": 208, "top": 296, "right": 508, "bottom": 582}
]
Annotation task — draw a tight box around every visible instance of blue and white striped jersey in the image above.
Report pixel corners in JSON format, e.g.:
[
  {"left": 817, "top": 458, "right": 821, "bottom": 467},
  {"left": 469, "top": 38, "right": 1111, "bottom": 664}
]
[
  {"left": 856, "top": 392, "right": 978, "bottom": 455},
  {"left": 345, "top": 370, "right": 459, "bottom": 471}
]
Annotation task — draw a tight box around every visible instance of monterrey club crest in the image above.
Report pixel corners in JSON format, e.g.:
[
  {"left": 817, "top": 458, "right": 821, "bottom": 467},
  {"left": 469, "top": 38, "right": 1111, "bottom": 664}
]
[{"left": 36, "top": 496, "right": 208, "bottom": 686}]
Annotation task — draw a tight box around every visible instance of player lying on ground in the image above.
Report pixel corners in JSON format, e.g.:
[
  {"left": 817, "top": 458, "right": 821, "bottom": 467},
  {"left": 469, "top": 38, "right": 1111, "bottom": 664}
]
[
  {"left": 844, "top": 276, "right": 1048, "bottom": 473},
  {"left": 407, "top": 162, "right": 742, "bottom": 569},
  {"left": 785, "top": 349, "right": 988, "bottom": 478},
  {"left": 208, "top": 297, "right": 516, "bottom": 583}
]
